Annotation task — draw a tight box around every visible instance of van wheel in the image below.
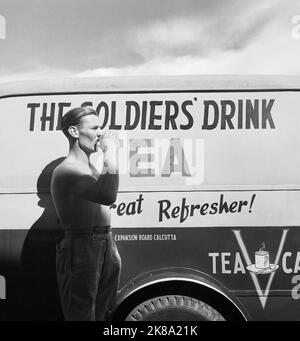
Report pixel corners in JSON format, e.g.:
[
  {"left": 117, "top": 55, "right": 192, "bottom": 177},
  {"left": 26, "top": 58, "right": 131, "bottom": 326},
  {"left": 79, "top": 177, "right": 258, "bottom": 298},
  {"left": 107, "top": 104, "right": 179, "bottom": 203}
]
[{"left": 125, "top": 295, "right": 226, "bottom": 321}]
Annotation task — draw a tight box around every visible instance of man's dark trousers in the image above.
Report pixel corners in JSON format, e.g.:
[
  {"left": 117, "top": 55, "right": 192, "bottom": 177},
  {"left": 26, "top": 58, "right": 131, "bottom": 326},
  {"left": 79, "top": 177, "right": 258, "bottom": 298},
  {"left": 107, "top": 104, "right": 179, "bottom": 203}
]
[{"left": 56, "top": 227, "right": 121, "bottom": 321}]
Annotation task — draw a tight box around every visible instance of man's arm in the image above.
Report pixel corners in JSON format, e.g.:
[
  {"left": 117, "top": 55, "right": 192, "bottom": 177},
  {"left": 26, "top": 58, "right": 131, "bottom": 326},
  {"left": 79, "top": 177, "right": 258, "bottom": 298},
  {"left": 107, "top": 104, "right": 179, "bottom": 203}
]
[
  {"left": 97, "top": 134, "right": 119, "bottom": 204},
  {"left": 66, "top": 132, "right": 119, "bottom": 205}
]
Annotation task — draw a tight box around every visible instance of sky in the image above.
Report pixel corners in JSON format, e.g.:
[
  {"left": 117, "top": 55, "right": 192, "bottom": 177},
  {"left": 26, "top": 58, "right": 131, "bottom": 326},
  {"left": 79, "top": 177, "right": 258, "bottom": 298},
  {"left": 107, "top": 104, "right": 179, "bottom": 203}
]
[{"left": 0, "top": 0, "right": 300, "bottom": 84}]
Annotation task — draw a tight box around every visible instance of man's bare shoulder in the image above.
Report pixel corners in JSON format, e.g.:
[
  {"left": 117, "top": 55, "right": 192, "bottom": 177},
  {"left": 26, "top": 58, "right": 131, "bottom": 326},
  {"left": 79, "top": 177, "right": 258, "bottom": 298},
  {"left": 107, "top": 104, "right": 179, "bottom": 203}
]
[{"left": 52, "top": 160, "right": 91, "bottom": 181}]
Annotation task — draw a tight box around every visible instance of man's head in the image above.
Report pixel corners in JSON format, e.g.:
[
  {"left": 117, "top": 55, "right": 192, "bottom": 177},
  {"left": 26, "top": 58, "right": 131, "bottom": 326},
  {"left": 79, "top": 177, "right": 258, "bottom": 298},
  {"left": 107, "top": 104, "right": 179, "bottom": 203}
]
[{"left": 62, "top": 106, "right": 102, "bottom": 153}]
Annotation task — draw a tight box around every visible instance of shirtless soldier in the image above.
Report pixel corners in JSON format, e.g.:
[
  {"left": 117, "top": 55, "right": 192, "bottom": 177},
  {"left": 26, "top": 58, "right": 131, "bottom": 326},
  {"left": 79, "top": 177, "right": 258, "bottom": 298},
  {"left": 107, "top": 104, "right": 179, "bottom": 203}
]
[{"left": 50, "top": 106, "right": 121, "bottom": 321}]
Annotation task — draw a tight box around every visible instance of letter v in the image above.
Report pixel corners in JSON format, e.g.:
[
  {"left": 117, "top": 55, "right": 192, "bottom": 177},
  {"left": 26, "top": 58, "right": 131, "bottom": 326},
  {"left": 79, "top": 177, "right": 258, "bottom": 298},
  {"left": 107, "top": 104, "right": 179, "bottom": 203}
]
[{"left": 233, "top": 229, "right": 288, "bottom": 309}]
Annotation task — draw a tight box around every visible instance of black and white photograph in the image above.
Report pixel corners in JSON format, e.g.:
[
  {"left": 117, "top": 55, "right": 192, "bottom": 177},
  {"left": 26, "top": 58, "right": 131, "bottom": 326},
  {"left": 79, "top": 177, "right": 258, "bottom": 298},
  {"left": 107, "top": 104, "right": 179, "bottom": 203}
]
[{"left": 0, "top": 0, "right": 300, "bottom": 325}]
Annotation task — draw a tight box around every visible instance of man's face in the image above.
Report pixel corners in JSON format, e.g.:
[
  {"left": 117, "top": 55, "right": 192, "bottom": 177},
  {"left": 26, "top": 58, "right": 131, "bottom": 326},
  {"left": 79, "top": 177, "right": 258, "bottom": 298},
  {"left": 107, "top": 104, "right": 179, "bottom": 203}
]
[{"left": 77, "top": 114, "right": 102, "bottom": 153}]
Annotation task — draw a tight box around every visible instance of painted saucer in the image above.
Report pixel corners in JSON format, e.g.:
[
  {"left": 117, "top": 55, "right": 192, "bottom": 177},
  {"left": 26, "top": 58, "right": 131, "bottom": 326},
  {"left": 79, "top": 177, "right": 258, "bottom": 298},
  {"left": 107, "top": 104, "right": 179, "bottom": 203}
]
[{"left": 246, "top": 264, "right": 279, "bottom": 275}]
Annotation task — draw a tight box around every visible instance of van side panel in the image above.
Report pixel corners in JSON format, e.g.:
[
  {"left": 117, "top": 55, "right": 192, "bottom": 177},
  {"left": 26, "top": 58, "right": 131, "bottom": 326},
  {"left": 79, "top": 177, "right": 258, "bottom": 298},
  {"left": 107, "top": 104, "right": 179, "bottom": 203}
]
[{"left": 0, "top": 86, "right": 300, "bottom": 320}]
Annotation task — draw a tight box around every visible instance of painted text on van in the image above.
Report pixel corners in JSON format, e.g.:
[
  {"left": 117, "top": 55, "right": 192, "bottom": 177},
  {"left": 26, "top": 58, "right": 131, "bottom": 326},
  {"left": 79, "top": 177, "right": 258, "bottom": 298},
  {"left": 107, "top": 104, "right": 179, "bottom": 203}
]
[
  {"left": 27, "top": 98, "right": 276, "bottom": 132},
  {"left": 208, "top": 251, "right": 300, "bottom": 275},
  {"left": 158, "top": 194, "right": 256, "bottom": 223},
  {"left": 202, "top": 99, "right": 275, "bottom": 130}
]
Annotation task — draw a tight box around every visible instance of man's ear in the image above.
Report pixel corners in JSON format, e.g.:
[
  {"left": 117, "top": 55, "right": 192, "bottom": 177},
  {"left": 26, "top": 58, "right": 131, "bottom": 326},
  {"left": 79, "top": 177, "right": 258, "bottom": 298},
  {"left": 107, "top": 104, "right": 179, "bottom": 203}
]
[{"left": 68, "top": 126, "right": 79, "bottom": 139}]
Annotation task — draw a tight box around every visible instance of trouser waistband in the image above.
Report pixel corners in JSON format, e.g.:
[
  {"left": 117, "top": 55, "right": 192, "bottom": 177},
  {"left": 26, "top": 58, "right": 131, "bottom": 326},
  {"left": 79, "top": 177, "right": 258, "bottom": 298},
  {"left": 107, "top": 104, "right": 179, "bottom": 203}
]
[{"left": 64, "top": 226, "right": 111, "bottom": 235}]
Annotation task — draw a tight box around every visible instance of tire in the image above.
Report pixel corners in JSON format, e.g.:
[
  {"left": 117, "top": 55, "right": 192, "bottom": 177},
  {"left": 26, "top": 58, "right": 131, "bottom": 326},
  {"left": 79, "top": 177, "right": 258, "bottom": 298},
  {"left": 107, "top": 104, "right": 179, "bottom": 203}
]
[{"left": 125, "top": 295, "right": 226, "bottom": 321}]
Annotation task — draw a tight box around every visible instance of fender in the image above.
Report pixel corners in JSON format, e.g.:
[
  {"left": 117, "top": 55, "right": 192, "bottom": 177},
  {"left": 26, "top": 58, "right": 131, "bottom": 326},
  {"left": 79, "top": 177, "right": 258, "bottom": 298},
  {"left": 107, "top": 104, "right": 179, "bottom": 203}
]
[{"left": 115, "top": 267, "right": 249, "bottom": 320}]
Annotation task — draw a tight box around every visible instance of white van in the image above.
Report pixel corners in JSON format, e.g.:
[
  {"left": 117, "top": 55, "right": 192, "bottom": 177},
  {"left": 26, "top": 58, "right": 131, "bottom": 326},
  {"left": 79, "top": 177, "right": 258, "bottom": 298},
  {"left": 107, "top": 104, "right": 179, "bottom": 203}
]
[{"left": 0, "top": 75, "right": 300, "bottom": 320}]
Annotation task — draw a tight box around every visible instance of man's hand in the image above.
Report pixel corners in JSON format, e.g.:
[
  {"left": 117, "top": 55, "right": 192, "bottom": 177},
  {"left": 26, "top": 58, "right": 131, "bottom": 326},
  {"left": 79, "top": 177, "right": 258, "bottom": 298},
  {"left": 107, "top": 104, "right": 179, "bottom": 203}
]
[
  {"left": 99, "top": 131, "right": 119, "bottom": 172},
  {"left": 99, "top": 131, "right": 119, "bottom": 152}
]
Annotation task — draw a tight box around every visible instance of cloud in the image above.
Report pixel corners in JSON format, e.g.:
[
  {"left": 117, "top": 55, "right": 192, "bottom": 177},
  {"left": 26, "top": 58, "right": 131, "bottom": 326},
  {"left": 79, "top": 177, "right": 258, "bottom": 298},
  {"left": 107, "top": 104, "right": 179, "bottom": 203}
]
[
  {"left": 0, "top": 66, "right": 72, "bottom": 84},
  {"left": 77, "top": 0, "right": 300, "bottom": 76},
  {"left": 107, "top": 0, "right": 284, "bottom": 62},
  {"left": 1, "top": 0, "right": 299, "bottom": 85}
]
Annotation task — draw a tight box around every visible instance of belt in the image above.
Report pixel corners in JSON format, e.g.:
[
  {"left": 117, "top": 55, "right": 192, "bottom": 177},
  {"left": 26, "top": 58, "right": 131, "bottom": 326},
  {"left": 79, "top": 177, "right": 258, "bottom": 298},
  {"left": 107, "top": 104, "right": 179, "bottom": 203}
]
[{"left": 64, "top": 225, "right": 111, "bottom": 235}]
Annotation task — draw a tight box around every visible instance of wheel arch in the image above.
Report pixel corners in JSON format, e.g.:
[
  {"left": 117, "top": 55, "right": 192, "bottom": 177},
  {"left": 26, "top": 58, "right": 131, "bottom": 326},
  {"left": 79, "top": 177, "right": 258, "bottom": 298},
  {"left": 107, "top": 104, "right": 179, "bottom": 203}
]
[{"left": 112, "top": 268, "right": 249, "bottom": 321}]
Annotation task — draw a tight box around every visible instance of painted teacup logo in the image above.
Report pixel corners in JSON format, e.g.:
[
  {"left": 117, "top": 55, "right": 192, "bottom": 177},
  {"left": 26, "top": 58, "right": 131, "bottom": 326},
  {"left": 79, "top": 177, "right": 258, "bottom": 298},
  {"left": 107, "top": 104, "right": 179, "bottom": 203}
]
[
  {"left": 247, "top": 242, "right": 279, "bottom": 275},
  {"left": 255, "top": 242, "right": 270, "bottom": 269}
]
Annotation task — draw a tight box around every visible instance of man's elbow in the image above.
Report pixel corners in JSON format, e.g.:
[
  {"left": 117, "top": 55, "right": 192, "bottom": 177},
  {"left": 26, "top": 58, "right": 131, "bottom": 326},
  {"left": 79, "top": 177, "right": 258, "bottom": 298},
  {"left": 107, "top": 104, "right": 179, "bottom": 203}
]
[{"left": 101, "top": 194, "right": 117, "bottom": 206}]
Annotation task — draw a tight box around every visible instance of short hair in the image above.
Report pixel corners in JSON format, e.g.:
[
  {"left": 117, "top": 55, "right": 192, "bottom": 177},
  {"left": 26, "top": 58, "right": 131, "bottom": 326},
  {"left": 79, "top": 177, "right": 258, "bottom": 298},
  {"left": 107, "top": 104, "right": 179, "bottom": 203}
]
[{"left": 61, "top": 106, "right": 98, "bottom": 138}]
